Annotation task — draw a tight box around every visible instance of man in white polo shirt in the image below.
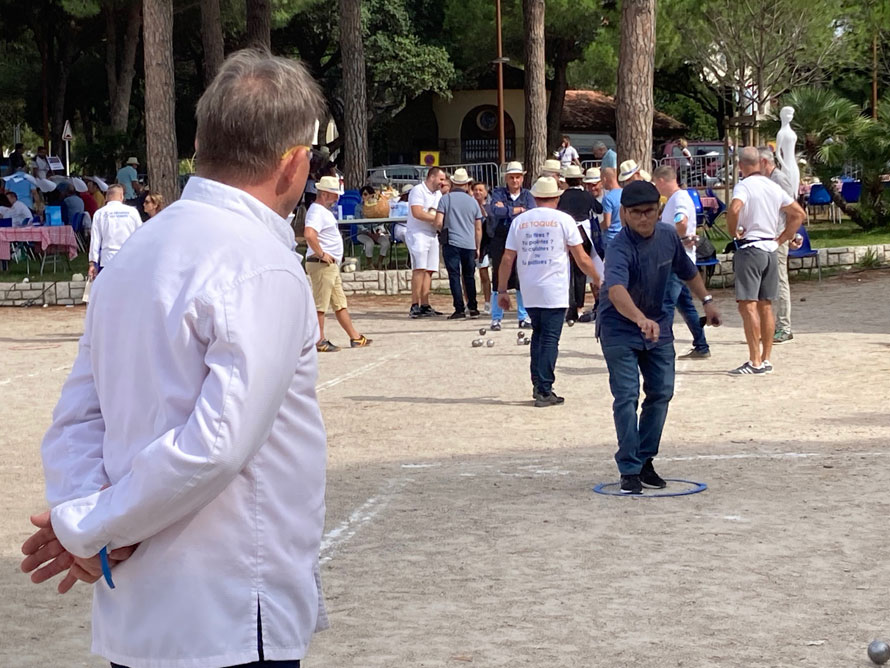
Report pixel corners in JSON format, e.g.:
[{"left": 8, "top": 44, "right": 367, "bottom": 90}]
[
  {"left": 304, "top": 175, "right": 372, "bottom": 352},
  {"left": 406, "top": 166, "right": 447, "bottom": 318},
  {"left": 497, "top": 176, "right": 602, "bottom": 407},
  {"left": 87, "top": 184, "right": 143, "bottom": 278},
  {"left": 726, "top": 147, "right": 805, "bottom": 375}
]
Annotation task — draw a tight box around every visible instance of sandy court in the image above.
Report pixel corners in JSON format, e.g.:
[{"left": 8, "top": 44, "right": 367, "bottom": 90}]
[{"left": 1, "top": 270, "right": 889, "bottom": 667}]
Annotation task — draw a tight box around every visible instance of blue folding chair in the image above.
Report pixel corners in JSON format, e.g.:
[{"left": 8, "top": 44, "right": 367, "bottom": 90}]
[
  {"left": 70, "top": 211, "right": 88, "bottom": 252},
  {"left": 807, "top": 183, "right": 836, "bottom": 222},
  {"left": 704, "top": 188, "right": 727, "bottom": 224},
  {"left": 788, "top": 226, "right": 821, "bottom": 281},
  {"left": 686, "top": 188, "right": 706, "bottom": 227},
  {"left": 840, "top": 180, "right": 861, "bottom": 204}
]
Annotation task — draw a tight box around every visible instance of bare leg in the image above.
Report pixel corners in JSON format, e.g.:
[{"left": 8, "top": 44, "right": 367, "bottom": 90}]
[
  {"left": 316, "top": 311, "right": 326, "bottom": 344},
  {"left": 480, "top": 267, "right": 491, "bottom": 304},
  {"left": 334, "top": 308, "right": 361, "bottom": 340},
  {"left": 421, "top": 271, "right": 433, "bottom": 305},
  {"left": 757, "top": 300, "right": 775, "bottom": 362},
  {"left": 411, "top": 269, "right": 425, "bottom": 304},
  {"left": 737, "top": 300, "right": 762, "bottom": 366}
]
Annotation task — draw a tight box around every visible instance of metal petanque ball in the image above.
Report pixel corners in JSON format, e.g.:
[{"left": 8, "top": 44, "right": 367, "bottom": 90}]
[
  {"left": 517, "top": 331, "right": 526, "bottom": 339},
  {"left": 522, "top": 338, "right": 531, "bottom": 345},
  {"left": 486, "top": 339, "right": 495, "bottom": 347},
  {"left": 868, "top": 640, "right": 890, "bottom": 665},
  {"left": 567, "top": 319, "right": 575, "bottom": 327},
  {"left": 471, "top": 338, "right": 484, "bottom": 348},
  {"left": 478, "top": 327, "right": 487, "bottom": 335}
]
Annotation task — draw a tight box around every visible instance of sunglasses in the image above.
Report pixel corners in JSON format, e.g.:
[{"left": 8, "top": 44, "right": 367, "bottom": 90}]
[{"left": 281, "top": 145, "right": 331, "bottom": 176}]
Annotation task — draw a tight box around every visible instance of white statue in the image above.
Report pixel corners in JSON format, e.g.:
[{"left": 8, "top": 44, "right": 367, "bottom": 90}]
[{"left": 776, "top": 106, "right": 800, "bottom": 199}]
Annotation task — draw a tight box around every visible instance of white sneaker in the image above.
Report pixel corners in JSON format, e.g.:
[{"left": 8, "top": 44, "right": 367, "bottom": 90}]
[{"left": 483, "top": 302, "right": 491, "bottom": 314}]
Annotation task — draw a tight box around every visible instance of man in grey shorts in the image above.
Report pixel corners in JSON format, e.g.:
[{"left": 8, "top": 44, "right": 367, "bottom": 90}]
[{"left": 726, "top": 147, "right": 806, "bottom": 375}]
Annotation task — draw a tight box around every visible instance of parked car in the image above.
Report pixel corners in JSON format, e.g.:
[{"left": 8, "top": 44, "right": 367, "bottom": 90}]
[{"left": 366, "top": 164, "right": 428, "bottom": 189}]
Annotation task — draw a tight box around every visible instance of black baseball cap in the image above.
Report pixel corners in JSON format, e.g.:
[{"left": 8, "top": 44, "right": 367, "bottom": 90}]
[{"left": 621, "top": 180, "right": 660, "bottom": 207}]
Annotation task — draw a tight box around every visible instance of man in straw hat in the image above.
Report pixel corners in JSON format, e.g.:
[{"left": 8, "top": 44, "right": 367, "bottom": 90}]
[
  {"left": 596, "top": 180, "right": 722, "bottom": 494},
  {"left": 22, "top": 49, "right": 330, "bottom": 667},
  {"left": 618, "top": 159, "right": 644, "bottom": 184},
  {"left": 435, "top": 168, "right": 483, "bottom": 319},
  {"left": 498, "top": 176, "right": 602, "bottom": 407},
  {"left": 407, "top": 166, "right": 448, "bottom": 318},
  {"left": 558, "top": 164, "right": 602, "bottom": 324},
  {"left": 305, "top": 175, "right": 372, "bottom": 351},
  {"left": 116, "top": 156, "right": 140, "bottom": 200},
  {"left": 489, "top": 161, "right": 535, "bottom": 330}
]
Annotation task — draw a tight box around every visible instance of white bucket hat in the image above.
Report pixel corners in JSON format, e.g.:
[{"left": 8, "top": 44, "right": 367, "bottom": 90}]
[
  {"left": 36, "top": 178, "right": 57, "bottom": 193},
  {"left": 618, "top": 160, "right": 641, "bottom": 182},
  {"left": 401, "top": 183, "right": 414, "bottom": 194},
  {"left": 562, "top": 164, "right": 585, "bottom": 180},
  {"left": 87, "top": 176, "right": 109, "bottom": 192},
  {"left": 583, "top": 167, "right": 602, "bottom": 184},
  {"left": 126, "top": 156, "right": 139, "bottom": 166},
  {"left": 542, "top": 159, "right": 561, "bottom": 174},
  {"left": 504, "top": 161, "right": 525, "bottom": 175},
  {"left": 530, "top": 176, "right": 562, "bottom": 199},
  {"left": 71, "top": 177, "right": 88, "bottom": 193},
  {"left": 316, "top": 175, "right": 343, "bottom": 195},
  {"left": 450, "top": 168, "right": 472, "bottom": 185}
]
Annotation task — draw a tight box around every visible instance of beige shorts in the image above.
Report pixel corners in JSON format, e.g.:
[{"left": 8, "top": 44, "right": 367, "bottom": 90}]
[{"left": 306, "top": 260, "right": 348, "bottom": 313}]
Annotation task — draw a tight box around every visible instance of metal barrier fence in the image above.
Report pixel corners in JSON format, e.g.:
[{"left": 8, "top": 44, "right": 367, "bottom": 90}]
[
  {"left": 656, "top": 154, "right": 726, "bottom": 188},
  {"left": 439, "top": 162, "right": 502, "bottom": 187}
]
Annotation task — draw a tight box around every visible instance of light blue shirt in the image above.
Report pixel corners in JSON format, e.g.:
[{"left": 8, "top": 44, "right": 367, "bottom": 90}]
[
  {"left": 116, "top": 165, "right": 139, "bottom": 199},
  {"left": 602, "top": 187, "right": 623, "bottom": 244},
  {"left": 602, "top": 149, "right": 617, "bottom": 169}
]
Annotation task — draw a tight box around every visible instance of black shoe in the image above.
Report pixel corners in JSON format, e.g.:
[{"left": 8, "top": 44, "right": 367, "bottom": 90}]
[
  {"left": 421, "top": 304, "right": 443, "bottom": 316},
  {"left": 640, "top": 459, "right": 667, "bottom": 489},
  {"left": 620, "top": 474, "right": 643, "bottom": 495},
  {"left": 490, "top": 320, "right": 502, "bottom": 331},
  {"left": 578, "top": 310, "right": 595, "bottom": 323},
  {"left": 409, "top": 304, "right": 422, "bottom": 318},
  {"left": 448, "top": 311, "right": 467, "bottom": 319},
  {"left": 534, "top": 392, "right": 565, "bottom": 408},
  {"left": 678, "top": 348, "right": 711, "bottom": 360},
  {"left": 468, "top": 309, "right": 480, "bottom": 318},
  {"left": 519, "top": 318, "right": 532, "bottom": 329}
]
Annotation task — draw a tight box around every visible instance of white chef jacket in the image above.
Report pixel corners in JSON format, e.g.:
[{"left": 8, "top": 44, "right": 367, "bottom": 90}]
[
  {"left": 1, "top": 199, "right": 32, "bottom": 226},
  {"left": 88, "top": 200, "right": 143, "bottom": 267},
  {"left": 43, "top": 176, "right": 328, "bottom": 668}
]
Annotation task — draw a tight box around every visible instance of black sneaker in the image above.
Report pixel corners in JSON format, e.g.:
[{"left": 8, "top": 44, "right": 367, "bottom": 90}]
[
  {"left": 679, "top": 348, "right": 711, "bottom": 360},
  {"left": 421, "top": 304, "right": 443, "bottom": 316},
  {"left": 448, "top": 311, "right": 466, "bottom": 319},
  {"left": 578, "top": 310, "right": 595, "bottom": 323},
  {"left": 519, "top": 318, "right": 532, "bottom": 329},
  {"left": 640, "top": 459, "right": 667, "bottom": 489},
  {"left": 468, "top": 309, "right": 480, "bottom": 318},
  {"left": 620, "top": 474, "right": 643, "bottom": 495},
  {"left": 728, "top": 361, "right": 767, "bottom": 375},
  {"left": 534, "top": 392, "right": 565, "bottom": 408},
  {"left": 409, "top": 304, "right": 422, "bottom": 319}
]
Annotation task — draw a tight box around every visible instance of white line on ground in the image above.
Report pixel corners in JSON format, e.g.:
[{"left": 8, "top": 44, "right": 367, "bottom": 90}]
[
  {"left": 316, "top": 351, "right": 403, "bottom": 393},
  {"left": 659, "top": 451, "right": 890, "bottom": 462},
  {"left": 0, "top": 365, "right": 71, "bottom": 386},
  {"left": 319, "top": 478, "right": 406, "bottom": 564}
]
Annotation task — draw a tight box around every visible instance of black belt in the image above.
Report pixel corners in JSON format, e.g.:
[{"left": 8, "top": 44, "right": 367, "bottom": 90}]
[{"left": 307, "top": 256, "right": 323, "bottom": 262}]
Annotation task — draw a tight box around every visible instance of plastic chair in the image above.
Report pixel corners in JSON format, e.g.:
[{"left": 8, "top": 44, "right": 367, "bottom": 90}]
[
  {"left": 337, "top": 190, "right": 362, "bottom": 219},
  {"left": 788, "top": 226, "right": 821, "bottom": 281},
  {"left": 686, "top": 188, "right": 706, "bottom": 228},
  {"left": 0, "top": 218, "right": 11, "bottom": 227},
  {"left": 840, "top": 181, "right": 861, "bottom": 204},
  {"left": 71, "top": 211, "right": 89, "bottom": 252},
  {"left": 807, "top": 183, "right": 836, "bottom": 222},
  {"left": 695, "top": 256, "right": 720, "bottom": 288},
  {"left": 704, "top": 188, "right": 727, "bottom": 225}
]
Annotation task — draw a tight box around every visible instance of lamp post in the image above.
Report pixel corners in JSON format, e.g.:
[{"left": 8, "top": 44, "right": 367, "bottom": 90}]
[{"left": 495, "top": 0, "right": 506, "bottom": 166}]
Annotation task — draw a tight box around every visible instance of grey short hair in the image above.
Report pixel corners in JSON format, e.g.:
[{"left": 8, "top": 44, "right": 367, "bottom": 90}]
[
  {"left": 652, "top": 165, "right": 677, "bottom": 182},
  {"left": 106, "top": 184, "right": 125, "bottom": 199},
  {"left": 757, "top": 146, "right": 776, "bottom": 164},
  {"left": 593, "top": 141, "right": 607, "bottom": 151},
  {"left": 738, "top": 146, "right": 760, "bottom": 167},
  {"left": 196, "top": 49, "right": 325, "bottom": 184}
]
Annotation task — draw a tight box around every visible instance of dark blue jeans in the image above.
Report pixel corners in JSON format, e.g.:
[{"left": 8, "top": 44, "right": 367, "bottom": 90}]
[
  {"left": 527, "top": 307, "right": 566, "bottom": 395},
  {"left": 601, "top": 341, "right": 675, "bottom": 475},
  {"left": 665, "top": 274, "right": 708, "bottom": 352},
  {"left": 442, "top": 244, "right": 478, "bottom": 313}
]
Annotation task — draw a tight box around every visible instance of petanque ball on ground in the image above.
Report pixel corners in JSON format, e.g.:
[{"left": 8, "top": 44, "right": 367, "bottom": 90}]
[
  {"left": 517, "top": 331, "right": 525, "bottom": 339},
  {"left": 471, "top": 338, "right": 483, "bottom": 348},
  {"left": 868, "top": 640, "right": 890, "bottom": 665},
  {"left": 486, "top": 339, "right": 495, "bottom": 347},
  {"left": 567, "top": 320, "right": 575, "bottom": 327},
  {"left": 479, "top": 328, "right": 487, "bottom": 335}
]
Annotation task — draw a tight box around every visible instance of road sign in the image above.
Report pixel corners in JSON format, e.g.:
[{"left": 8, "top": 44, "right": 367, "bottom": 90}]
[{"left": 61, "top": 120, "right": 74, "bottom": 142}]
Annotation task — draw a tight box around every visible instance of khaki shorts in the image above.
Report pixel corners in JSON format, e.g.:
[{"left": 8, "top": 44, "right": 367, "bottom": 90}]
[{"left": 306, "top": 260, "right": 348, "bottom": 313}]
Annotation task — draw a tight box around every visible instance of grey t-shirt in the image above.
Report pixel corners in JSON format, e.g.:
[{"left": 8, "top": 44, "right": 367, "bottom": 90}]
[
  {"left": 437, "top": 190, "right": 481, "bottom": 250},
  {"left": 770, "top": 167, "right": 794, "bottom": 231}
]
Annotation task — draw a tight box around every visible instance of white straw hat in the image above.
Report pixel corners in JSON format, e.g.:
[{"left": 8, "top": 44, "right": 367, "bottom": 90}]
[
  {"left": 618, "top": 160, "right": 641, "bottom": 182},
  {"left": 71, "top": 177, "right": 88, "bottom": 193},
  {"left": 562, "top": 164, "right": 585, "bottom": 179},
  {"left": 450, "top": 168, "right": 472, "bottom": 185},
  {"left": 542, "top": 159, "right": 561, "bottom": 173},
  {"left": 504, "top": 161, "right": 525, "bottom": 175},
  {"left": 316, "top": 175, "right": 343, "bottom": 195},
  {"left": 583, "top": 167, "right": 602, "bottom": 184},
  {"left": 126, "top": 156, "right": 139, "bottom": 166},
  {"left": 401, "top": 183, "right": 414, "bottom": 194},
  {"left": 87, "top": 176, "right": 109, "bottom": 192},
  {"left": 529, "top": 176, "right": 562, "bottom": 199}
]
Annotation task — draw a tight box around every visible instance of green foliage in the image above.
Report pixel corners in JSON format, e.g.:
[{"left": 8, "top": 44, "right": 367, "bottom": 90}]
[{"left": 858, "top": 248, "right": 883, "bottom": 268}]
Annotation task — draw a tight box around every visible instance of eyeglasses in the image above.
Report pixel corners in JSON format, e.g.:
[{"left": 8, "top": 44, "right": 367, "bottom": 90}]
[
  {"left": 624, "top": 205, "right": 659, "bottom": 218},
  {"left": 281, "top": 145, "right": 331, "bottom": 175}
]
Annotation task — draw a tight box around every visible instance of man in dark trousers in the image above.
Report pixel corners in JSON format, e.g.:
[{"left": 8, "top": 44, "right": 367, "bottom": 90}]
[
  {"left": 435, "top": 168, "right": 483, "bottom": 319},
  {"left": 557, "top": 164, "right": 602, "bottom": 324},
  {"left": 597, "top": 181, "right": 722, "bottom": 494}
]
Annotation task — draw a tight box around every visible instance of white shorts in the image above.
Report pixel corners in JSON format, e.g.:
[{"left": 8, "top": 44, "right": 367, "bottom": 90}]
[
  {"left": 406, "top": 231, "right": 439, "bottom": 271},
  {"left": 392, "top": 222, "right": 407, "bottom": 242}
]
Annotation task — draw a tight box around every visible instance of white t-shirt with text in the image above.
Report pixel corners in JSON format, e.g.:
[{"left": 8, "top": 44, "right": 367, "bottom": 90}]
[
  {"left": 305, "top": 202, "right": 344, "bottom": 263},
  {"left": 732, "top": 175, "right": 794, "bottom": 252},
  {"left": 661, "top": 189, "right": 697, "bottom": 262},
  {"left": 407, "top": 182, "right": 441, "bottom": 237},
  {"left": 505, "top": 207, "right": 583, "bottom": 308}
]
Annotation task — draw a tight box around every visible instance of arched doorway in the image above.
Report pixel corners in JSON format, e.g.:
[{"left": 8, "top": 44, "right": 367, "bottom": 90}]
[{"left": 460, "top": 105, "right": 515, "bottom": 163}]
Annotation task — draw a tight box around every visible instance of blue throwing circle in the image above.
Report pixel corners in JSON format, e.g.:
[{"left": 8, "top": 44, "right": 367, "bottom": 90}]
[{"left": 593, "top": 479, "right": 707, "bottom": 498}]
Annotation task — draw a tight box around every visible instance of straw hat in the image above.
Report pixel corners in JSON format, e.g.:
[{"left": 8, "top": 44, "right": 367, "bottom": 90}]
[
  {"left": 504, "top": 161, "right": 525, "bottom": 175},
  {"left": 71, "top": 177, "right": 88, "bottom": 193},
  {"left": 618, "top": 160, "right": 641, "bottom": 182},
  {"left": 542, "top": 159, "right": 561, "bottom": 174},
  {"left": 126, "top": 156, "right": 139, "bottom": 166},
  {"left": 583, "top": 167, "right": 601, "bottom": 184},
  {"left": 563, "top": 164, "right": 585, "bottom": 180},
  {"left": 529, "top": 176, "right": 562, "bottom": 199},
  {"left": 316, "top": 175, "right": 343, "bottom": 195},
  {"left": 450, "top": 168, "right": 472, "bottom": 185},
  {"left": 639, "top": 169, "right": 652, "bottom": 183},
  {"left": 401, "top": 183, "right": 414, "bottom": 194}
]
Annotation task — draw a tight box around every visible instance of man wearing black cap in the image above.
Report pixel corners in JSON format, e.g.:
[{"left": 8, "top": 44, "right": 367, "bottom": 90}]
[{"left": 597, "top": 181, "right": 722, "bottom": 494}]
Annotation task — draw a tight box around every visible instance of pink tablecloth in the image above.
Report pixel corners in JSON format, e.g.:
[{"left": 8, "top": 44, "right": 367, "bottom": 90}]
[
  {"left": 0, "top": 225, "right": 79, "bottom": 262},
  {"left": 700, "top": 196, "right": 719, "bottom": 211}
]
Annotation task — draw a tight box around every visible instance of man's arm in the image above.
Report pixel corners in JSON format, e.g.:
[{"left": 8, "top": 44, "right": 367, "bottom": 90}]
[
  {"left": 48, "top": 270, "right": 310, "bottom": 559},
  {"left": 601, "top": 211, "right": 612, "bottom": 232},
  {"left": 88, "top": 213, "right": 102, "bottom": 279},
  {"left": 303, "top": 227, "right": 334, "bottom": 264},
  {"left": 776, "top": 201, "right": 805, "bottom": 245},
  {"left": 727, "top": 198, "right": 744, "bottom": 238},
  {"left": 674, "top": 214, "right": 688, "bottom": 238},
  {"left": 434, "top": 210, "right": 445, "bottom": 232},
  {"left": 474, "top": 217, "right": 482, "bottom": 258},
  {"left": 608, "top": 284, "right": 659, "bottom": 341},
  {"left": 496, "top": 249, "right": 517, "bottom": 308},
  {"left": 410, "top": 204, "right": 437, "bottom": 224},
  {"left": 568, "top": 244, "right": 601, "bottom": 289},
  {"left": 683, "top": 272, "right": 721, "bottom": 325}
]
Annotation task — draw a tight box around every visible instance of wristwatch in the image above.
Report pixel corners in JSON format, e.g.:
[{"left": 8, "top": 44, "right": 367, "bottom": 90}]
[{"left": 702, "top": 295, "right": 714, "bottom": 305}]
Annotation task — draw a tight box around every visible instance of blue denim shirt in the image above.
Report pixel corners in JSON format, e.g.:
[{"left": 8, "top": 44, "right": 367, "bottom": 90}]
[
  {"left": 597, "top": 223, "right": 698, "bottom": 349},
  {"left": 490, "top": 187, "right": 536, "bottom": 233}
]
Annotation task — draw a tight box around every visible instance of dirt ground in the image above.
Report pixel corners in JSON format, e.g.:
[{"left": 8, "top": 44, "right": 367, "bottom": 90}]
[{"left": 1, "top": 270, "right": 889, "bottom": 667}]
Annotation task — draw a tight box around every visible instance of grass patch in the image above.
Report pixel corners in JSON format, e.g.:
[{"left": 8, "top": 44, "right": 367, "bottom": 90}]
[
  {"left": 806, "top": 222, "right": 890, "bottom": 249},
  {"left": 1, "top": 254, "right": 89, "bottom": 283}
]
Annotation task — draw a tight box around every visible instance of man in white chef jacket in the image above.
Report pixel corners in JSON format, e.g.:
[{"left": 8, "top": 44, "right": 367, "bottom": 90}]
[{"left": 21, "top": 50, "right": 329, "bottom": 668}]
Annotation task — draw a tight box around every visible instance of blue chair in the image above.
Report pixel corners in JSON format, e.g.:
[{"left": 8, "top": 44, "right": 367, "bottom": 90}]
[
  {"left": 807, "top": 183, "right": 834, "bottom": 221},
  {"left": 686, "top": 188, "right": 707, "bottom": 228},
  {"left": 0, "top": 218, "right": 12, "bottom": 228},
  {"left": 841, "top": 180, "right": 861, "bottom": 204},
  {"left": 71, "top": 211, "right": 89, "bottom": 252},
  {"left": 45, "top": 205, "right": 63, "bottom": 226},
  {"left": 704, "top": 188, "right": 727, "bottom": 224},
  {"left": 788, "top": 226, "right": 821, "bottom": 281},
  {"left": 337, "top": 190, "right": 362, "bottom": 219},
  {"left": 696, "top": 255, "right": 720, "bottom": 288}
]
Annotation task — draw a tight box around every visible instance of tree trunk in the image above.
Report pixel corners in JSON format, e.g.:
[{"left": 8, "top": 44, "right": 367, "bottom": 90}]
[
  {"left": 523, "top": 0, "right": 547, "bottom": 182},
  {"left": 246, "top": 0, "right": 271, "bottom": 50},
  {"left": 339, "top": 0, "right": 368, "bottom": 190},
  {"left": 143, "top": 0, "right": 180, "bottom": 203},
  {"left": 200, "top": 0, "right": 225, "bottom": 85},
  {"left": 616, "top": 0, "right": 656, "bottom": 168},
  {"left": 546, "top": 49, "right": 570, "bottom": 155},
  {"left": 52, "top": 27, "right": 77, "bottom": 151},
  {"left": 106, "top": 1, "right": 143, "bottom": 134}
]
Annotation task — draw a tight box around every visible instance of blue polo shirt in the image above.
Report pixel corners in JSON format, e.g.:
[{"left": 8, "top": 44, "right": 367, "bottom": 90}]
[
  {"left": 602, "top": 148, "right": 617, "bottom": 169},
  {"left": 597, "top": 223, "right": 698, "bottom": 349},
  {"left": 601, "top": 187, "right": 623, "bottom": 244}
]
